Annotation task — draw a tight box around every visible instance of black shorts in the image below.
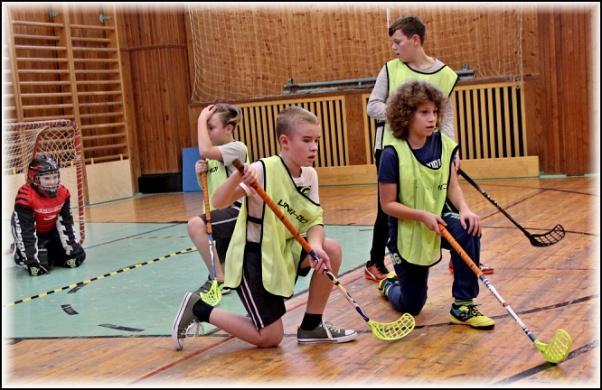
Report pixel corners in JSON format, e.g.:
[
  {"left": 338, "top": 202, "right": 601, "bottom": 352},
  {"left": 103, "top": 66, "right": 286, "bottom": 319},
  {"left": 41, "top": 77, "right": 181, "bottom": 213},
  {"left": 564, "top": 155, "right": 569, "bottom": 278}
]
[
  {"left": 200, "top": 204, "right": 240, "bottom": 263},
  {"left": 236, "top": 242, "right": 310, "bottom": 329}
]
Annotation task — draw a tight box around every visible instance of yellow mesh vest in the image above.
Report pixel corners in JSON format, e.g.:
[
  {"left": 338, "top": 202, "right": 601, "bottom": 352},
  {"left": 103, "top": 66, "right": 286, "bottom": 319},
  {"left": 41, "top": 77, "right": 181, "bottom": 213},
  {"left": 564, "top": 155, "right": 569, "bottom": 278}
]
[
  {"left": 224, "top": 156, "right": 323, "bottom": 297},
  {"left": 381, "top": 59, "right": 458, "bottom": 148},
  {"left": 390, "top": 134, "right": 457, "bottom": 266},
  {"left": 202, "top": 142, "right": 249, "bottom": 212}
]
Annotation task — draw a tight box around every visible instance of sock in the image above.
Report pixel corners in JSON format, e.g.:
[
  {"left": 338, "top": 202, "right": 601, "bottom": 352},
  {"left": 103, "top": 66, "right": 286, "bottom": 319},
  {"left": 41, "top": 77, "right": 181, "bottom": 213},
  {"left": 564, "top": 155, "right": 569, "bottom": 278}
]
[
  {"left": 299, "top": 313, "right": 322, "bottom": 331},
  {"left": 192, "top": 298, "right": 215, "bottom": 323}
]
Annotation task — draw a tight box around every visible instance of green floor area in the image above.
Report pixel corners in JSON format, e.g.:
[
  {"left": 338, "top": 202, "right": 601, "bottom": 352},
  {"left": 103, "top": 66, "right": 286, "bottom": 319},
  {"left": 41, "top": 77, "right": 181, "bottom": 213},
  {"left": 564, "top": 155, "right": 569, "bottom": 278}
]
[{"left": 2, "top": 222, "right": 373, "bottom": 338}]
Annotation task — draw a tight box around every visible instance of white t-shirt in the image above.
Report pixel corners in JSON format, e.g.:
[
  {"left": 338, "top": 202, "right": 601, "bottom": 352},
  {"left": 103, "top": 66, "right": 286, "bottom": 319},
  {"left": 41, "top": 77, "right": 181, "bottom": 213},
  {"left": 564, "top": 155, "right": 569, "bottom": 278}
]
[
  {"left": 217, "top": 140, "right": 247, "bottom": 176},
  {"left": 215, "top": 140, "right": 247, "bottom": 204},
  {"left": 241, "top": 159, "right": 320, "bottom": 243},
  {"left": 367, "top": 60, "right": 456, "bottom": 150}
]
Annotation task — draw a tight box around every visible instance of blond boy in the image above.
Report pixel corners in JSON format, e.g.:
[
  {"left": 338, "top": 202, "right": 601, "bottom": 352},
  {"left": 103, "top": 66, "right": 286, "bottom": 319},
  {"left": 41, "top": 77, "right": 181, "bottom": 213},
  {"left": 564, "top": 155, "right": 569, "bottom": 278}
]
[{"left": 172, "top": 106, "right": 357, "bottom": 349}]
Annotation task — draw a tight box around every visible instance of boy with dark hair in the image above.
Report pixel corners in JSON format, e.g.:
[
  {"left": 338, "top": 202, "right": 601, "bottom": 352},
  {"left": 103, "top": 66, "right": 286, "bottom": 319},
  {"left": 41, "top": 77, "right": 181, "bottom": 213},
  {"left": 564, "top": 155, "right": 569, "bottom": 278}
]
[
  {"left": 365, "top": 16, "right": 492, "bottom": 280},
  {"left": 377, "top": 80, "right": 494, "bottom": 329}
]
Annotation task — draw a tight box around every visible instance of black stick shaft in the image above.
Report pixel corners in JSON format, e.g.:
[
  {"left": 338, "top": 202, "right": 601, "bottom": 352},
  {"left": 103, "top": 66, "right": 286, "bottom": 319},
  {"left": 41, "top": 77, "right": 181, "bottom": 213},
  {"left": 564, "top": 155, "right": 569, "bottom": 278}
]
[{"left": 458, "top": 169, "right": 531, "bottom": 236}]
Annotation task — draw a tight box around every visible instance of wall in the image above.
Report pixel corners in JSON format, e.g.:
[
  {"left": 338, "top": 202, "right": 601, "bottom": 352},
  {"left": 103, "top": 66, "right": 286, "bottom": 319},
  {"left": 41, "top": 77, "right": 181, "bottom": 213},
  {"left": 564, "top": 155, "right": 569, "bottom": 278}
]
[
  {"left": 186, "top": 6, "right": 539, "bottom": 102},
  {"left": 524, "top": 7, "right": 594, "bottom": 175},
  {"left": 12, "top": 4, "right": 588, "bottom": 183},
  {"left": 116, "top": 4, "right": 192, "bottom": 179}
]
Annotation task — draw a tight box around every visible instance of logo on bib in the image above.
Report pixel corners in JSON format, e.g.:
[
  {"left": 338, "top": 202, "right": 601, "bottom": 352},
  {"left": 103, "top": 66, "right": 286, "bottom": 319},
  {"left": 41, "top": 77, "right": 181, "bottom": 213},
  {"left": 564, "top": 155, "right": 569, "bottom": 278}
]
[{"left": 278, "top": 199, "right": 309, "bottom": 224}]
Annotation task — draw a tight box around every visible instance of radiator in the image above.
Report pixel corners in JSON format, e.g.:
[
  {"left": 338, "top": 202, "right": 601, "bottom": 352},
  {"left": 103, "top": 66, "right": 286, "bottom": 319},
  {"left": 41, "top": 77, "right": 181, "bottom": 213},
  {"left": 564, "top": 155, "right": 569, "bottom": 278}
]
[
  {"left": 363, "top": 81, "right": 527, "bottom": 164},
  {"left": 236, "top": 96, "right": 349, "bottom": 167}
]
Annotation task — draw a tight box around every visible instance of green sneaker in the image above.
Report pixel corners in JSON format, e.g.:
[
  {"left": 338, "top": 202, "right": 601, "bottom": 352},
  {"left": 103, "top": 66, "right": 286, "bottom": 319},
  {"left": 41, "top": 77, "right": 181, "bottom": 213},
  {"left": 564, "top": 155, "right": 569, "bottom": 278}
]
[
  {"left": 377, "top": 272, "right": 399, "bottom": 300},
  {"left": 65, "top": 258, "right": 78, "bottom": 268},
  {"left": 297, "top": 321, "right": 357, "bottom": 344},
  {"left": 450, "top": 302, "right": 495, "bottom": 330}
]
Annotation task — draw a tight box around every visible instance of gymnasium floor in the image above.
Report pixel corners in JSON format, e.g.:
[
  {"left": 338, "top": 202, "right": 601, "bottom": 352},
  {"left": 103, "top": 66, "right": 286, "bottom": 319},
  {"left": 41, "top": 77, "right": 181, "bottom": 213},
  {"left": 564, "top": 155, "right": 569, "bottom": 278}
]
[
  {"left": 2, "top": 176, "right": 600, "bottom": 387},
  {"left": 3, "top": 223, "right": 372, "bottom": 338}
]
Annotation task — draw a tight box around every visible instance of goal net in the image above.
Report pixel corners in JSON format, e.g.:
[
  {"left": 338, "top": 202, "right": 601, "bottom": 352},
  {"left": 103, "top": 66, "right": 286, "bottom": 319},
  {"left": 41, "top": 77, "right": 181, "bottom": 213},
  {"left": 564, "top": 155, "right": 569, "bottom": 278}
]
[
  {"left": 3, "top": 119, "right": 86, "bottom": 243},
  {"left": 187, "top": 5, "right": 528, "bottom": 102}
]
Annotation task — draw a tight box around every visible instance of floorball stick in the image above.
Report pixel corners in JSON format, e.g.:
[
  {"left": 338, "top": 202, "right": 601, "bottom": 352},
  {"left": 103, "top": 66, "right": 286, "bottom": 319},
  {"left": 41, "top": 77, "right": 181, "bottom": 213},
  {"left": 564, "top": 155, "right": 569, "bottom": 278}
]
[
  {"left": 458, "top": 169, "right": 565, "bottom": 247},
  {"left": 232, "top": 159, "right": 415, "bottom": 341},
  {"left": 439, "top": 223, "right": 572, "bottom": 363},
  {"left": 198, "top": 169, "right": 221, "bottom": 306}
]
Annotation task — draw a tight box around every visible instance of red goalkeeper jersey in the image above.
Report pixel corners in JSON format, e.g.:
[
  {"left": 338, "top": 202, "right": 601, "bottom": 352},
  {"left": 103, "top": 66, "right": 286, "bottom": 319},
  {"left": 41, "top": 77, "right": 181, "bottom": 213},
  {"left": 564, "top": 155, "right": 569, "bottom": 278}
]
[{"left": 15, "top": 183, "right": 71, "bottom": 233}]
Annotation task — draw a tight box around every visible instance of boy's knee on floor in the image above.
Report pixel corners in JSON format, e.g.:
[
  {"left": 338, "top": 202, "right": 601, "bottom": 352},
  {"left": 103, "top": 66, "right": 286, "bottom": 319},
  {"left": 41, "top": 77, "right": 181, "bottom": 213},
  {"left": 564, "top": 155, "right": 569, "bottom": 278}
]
[
  {"left": 397, "top": 294, "right": 427, "bottom": 316},
  {"left": 257, "top": 332, "right": 283, "bottom": 348},
  {"left": 405, "top": 301, "right": 425, "bottom": 316}
]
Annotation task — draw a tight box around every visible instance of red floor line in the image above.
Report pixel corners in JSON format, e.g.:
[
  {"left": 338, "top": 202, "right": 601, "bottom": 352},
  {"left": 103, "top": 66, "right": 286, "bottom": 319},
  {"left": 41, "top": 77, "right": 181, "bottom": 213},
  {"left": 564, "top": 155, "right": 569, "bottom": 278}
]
[
  {"left": 130, "top": 335, "right": 234, "bottom": 384},
  {"left": 131, "top": 268, "right": 367, "bottom": 384}
]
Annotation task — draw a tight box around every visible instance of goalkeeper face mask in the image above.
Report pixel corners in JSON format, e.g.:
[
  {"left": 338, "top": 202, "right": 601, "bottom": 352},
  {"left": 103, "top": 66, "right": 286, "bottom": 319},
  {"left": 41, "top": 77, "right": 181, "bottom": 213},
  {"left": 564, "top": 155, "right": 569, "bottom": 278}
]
[
  {"left": 37, "top": 172, "right": 61, "bottom": 197},
  {"left": 27, "top": 155, "right": 60, "bottom": 197}
]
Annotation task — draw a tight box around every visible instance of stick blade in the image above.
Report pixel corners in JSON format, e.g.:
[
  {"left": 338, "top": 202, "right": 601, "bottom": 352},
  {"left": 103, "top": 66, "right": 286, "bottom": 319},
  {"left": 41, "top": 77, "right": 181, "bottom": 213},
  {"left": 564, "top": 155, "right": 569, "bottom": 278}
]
[
  {"left": 368, "top": 313, "right": 415, "bottom": 341},
  {"left": 530, "top": 224, "right": 566, "bottom": 247},
  {"left": 199, "top": 281, "right": 222, "bottom": 306},
  {"left": 535, "top": 329, "right": 572, "bottom": 363}
]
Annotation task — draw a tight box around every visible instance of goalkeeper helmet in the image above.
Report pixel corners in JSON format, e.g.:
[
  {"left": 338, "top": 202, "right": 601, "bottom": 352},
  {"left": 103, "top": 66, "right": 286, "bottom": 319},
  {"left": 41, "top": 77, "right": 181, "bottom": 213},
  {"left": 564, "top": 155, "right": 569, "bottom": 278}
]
[{"left": 27, "top": 155, "right": 60, "bottom": 197}]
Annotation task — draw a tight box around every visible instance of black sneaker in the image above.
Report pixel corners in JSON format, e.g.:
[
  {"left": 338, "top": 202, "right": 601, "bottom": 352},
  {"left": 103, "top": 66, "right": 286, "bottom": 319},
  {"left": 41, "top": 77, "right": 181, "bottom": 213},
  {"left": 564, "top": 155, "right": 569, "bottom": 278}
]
[
  {"left": 218, "top": 282, "right": 231, "bottom": 295},
  {"left": 171, "top": 292, "right": 202, "bottom": 350},
  {"left": 377, "top": 272, "right": 399, "bottom": 300},
  {"left": 193, "top": 277, "right": 215, "bottom": 297},
  {"left": 297, "top": 321, "right": 357, "bottom": 344}
]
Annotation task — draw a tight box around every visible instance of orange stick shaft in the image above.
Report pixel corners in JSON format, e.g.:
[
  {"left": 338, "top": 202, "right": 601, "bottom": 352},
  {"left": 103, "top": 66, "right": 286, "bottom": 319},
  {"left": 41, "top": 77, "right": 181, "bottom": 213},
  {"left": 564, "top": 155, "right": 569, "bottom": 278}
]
[
  {"left": 231, "top": 159, "right": 372, "bottom": 322},
  {"left": 200, "top": 169, "right": 213, "bottom": 235},
  {"left": 438, "top": 224, "right": 483, "bottom": 277},
  {"left": 231, "top": 159, "right": 313, "bottom": 254}
]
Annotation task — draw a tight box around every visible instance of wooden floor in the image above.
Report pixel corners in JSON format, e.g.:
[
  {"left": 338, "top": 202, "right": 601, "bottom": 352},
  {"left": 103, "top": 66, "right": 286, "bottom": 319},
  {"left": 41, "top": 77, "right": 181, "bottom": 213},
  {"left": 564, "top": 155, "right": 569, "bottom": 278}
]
[{"left": 3, "top": 176, "right": 600, "bottom": 387}]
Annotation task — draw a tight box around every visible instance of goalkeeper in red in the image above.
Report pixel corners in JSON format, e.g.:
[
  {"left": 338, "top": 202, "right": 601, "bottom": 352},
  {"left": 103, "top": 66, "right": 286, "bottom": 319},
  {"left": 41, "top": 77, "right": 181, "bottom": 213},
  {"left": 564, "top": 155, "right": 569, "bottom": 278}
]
[{"left": 10, "top": 155, "right": 86, "bottom": 276}]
